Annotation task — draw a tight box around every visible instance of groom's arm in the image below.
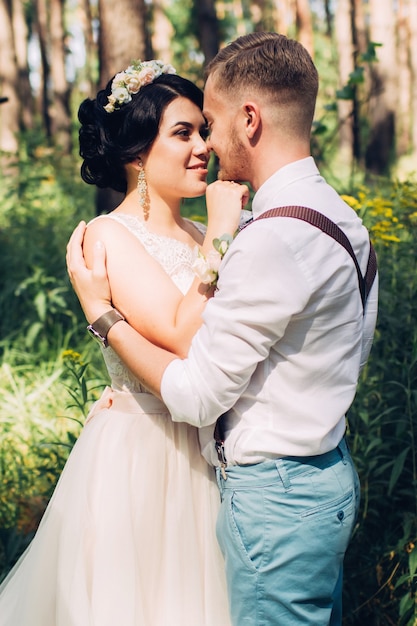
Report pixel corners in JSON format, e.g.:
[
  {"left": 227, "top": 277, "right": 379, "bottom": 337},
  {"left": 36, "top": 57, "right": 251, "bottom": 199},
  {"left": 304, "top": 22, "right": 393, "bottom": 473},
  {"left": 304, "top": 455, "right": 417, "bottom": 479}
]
[{"left": 107, "top": 320, "right": 176, "bottom": 398}]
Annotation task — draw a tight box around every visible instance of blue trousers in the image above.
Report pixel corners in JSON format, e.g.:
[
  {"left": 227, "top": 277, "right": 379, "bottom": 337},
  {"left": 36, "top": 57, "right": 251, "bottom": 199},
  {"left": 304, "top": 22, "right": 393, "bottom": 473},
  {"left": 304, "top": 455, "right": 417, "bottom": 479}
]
[{"left": 215, "top": 439, "right": 360, "bottom": 625}]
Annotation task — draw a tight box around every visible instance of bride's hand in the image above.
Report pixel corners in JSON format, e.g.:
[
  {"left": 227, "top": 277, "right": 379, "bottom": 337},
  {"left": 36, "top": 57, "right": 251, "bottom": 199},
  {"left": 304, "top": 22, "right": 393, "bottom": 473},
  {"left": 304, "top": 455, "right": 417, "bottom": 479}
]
[
  {"left": 66, "top": 221, "right": 113, "bottom": 323},
  {"left": 204, "top": 180, "right": 250, "bottom": 249}
]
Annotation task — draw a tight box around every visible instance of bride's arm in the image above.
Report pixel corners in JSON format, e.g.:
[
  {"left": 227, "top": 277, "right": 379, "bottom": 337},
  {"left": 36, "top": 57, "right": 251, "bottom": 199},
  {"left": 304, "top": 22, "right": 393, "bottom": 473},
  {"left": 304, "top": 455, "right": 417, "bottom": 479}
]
[
  {"left": 76, "top": 181, "right": 249, "bottom": 358},
  {"left": 171, "top": 181, "right": 249, "bottom": 353}
]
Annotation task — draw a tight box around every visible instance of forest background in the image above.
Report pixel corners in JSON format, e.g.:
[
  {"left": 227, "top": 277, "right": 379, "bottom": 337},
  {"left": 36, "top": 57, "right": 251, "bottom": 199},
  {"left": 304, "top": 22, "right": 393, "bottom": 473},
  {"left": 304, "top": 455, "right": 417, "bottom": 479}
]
[{"left": 0, "top": 0, "right": 417, "bottom": 624}]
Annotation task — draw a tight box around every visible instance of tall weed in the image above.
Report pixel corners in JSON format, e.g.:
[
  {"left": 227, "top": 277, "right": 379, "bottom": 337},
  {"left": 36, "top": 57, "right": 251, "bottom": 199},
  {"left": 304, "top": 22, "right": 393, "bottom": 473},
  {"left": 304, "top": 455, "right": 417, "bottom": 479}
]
[
  {"left": 0, "top": 347, "right": 107, "bottom": 579},
  {"left": 343, "top": 180, "right": 417, "bottom": 625},
  {"left": 0, "top": 139, "right": 95, "bottom": 356},
  {"left": 0, "top": 134, "right": 107, "bottom": 578}
]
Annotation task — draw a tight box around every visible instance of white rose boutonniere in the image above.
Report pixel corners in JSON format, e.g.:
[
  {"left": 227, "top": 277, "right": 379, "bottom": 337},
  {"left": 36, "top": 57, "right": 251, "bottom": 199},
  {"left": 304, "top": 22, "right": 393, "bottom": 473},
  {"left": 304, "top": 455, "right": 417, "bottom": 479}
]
[{"left": 192, "top": 234, "right": 234, "bottom": 286}]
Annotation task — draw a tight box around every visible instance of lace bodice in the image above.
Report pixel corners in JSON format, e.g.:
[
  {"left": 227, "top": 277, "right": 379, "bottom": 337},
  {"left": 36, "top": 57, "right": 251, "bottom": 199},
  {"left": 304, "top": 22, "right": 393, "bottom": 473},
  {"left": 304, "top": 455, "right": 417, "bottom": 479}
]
[{"left": 94, "top": 213, "right": 205, "bottom": 393}]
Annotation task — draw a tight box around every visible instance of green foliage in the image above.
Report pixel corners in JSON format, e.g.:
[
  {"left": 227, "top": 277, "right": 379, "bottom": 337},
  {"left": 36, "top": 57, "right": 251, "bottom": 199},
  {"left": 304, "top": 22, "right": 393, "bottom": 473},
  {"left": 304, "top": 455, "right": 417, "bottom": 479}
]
[
  {"left": 164, "top": 0, "right": 204, "bottom": 87},
  {"left": 0, "top": 347, "right": 107, "bottom": 580},
  {"left": 336, "top": 41, "right": 382, "bottom": 101},
  {"left": 0, "top": 131, "right": 108, "bottom": 579},
  {"left": 1, "top": 120, "right": 417, "bottom": 622},
  {"left": 0, "top": 133, "right": 95, "bottom": 358},
  {"left": 342, "top": 180, "right": 417, "bottom": 625},
  {"left": 312, "top": 39, "right": 383, "bottom": 182}
]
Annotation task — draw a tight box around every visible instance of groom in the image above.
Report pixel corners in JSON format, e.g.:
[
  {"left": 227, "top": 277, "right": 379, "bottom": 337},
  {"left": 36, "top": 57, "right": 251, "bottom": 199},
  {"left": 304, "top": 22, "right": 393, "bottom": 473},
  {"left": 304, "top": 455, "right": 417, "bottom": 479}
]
[{"left": 67, "top": 32, "right": 378, "bottom": 625}]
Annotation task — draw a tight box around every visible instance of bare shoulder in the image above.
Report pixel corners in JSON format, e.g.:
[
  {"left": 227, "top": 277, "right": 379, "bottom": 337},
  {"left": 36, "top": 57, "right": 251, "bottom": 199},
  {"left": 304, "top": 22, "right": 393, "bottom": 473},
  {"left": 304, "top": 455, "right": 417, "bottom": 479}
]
[
  {"left": 84, "top": 214, "right": 134, "bottom": 246},
  {"left": 83, "top": 214, "right": 146, "bottom": 268}
]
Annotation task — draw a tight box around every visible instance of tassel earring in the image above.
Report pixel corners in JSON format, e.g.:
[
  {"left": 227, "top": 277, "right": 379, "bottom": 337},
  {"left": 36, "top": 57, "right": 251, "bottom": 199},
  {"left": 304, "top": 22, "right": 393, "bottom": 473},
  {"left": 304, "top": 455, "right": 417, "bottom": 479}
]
[{"left": 137, "top": 159, "right": 150, "bottom": 220}]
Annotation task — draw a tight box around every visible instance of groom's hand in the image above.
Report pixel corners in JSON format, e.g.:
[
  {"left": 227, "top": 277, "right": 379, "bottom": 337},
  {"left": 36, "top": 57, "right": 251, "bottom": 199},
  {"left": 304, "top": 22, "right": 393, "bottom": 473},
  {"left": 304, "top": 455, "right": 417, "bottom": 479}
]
[{"left": 66, "top": 221, "right": 113, "bottom": 324}]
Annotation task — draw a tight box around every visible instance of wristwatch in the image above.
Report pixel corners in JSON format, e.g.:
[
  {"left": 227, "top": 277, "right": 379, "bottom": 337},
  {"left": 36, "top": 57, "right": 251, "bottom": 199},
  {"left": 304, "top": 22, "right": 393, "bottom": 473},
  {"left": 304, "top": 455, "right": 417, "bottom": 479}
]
[{"left": 87, "top": 309, "right": 125, "bottom": 347}]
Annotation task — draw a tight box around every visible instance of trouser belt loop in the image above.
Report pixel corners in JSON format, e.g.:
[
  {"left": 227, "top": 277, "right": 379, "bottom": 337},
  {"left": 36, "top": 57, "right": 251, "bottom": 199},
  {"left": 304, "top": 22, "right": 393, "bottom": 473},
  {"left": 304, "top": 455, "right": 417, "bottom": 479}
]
[
  {"left": 337, "top": 438, "right": 348, "bottom": 465},
  {"left": 275, "top": 459, "right": 292, "bottom": 491}
]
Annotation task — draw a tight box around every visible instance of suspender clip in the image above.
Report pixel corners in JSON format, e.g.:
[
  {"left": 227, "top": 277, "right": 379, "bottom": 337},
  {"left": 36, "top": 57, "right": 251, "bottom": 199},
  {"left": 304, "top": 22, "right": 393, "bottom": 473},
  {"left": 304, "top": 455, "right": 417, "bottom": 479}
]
[{"left": 215, "top": 440, "right": 228, "bottom": 480}]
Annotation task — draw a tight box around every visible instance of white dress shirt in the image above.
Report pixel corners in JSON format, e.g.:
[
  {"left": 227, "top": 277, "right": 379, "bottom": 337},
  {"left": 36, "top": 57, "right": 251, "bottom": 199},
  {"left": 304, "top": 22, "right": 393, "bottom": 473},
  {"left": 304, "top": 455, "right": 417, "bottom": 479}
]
[{"left": 161, "top": 157, "right": 378, "bottom": 465}]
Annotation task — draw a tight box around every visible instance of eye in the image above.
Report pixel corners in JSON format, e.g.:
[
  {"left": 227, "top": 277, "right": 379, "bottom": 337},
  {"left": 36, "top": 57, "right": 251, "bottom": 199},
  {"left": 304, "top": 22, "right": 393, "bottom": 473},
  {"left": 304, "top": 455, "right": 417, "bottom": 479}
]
[
  {"left": 176, "top": 128, "right": 191, "bottom": 138},
  {"left": 200, "top": 126, "right": 209, "bottom": 140}
]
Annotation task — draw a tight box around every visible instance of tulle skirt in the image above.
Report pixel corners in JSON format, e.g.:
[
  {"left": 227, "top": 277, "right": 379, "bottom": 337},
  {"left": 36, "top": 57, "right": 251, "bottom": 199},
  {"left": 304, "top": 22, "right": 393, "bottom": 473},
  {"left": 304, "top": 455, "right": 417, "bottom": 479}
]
[{"left": 0, "top": 389, "right": 231, "bottom": 625}]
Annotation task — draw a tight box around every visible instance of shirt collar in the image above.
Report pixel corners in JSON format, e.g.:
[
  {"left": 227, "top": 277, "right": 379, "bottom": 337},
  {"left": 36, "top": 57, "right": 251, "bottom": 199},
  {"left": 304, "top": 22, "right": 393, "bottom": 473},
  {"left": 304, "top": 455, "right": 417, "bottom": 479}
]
[{"left": 251, "top": 157, "right": 319, "bottom": 219}]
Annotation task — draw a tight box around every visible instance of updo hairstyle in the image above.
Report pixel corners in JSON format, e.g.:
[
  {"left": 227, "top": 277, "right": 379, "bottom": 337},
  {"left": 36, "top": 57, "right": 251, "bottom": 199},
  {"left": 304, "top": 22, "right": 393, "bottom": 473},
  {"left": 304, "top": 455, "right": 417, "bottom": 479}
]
[{"left": 78, "top": 74, "right": 204, "bottom": 193}]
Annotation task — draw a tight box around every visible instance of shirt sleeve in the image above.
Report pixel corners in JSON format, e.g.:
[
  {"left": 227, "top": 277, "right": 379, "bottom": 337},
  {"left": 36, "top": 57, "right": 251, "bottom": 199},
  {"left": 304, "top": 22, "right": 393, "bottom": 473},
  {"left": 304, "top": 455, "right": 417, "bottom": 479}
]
[
  {"left": 160, "top": 222, "right": 312, "bottom": 427},
  {"left": 359, "top": 275, "right": 378, "bottom": 371}
]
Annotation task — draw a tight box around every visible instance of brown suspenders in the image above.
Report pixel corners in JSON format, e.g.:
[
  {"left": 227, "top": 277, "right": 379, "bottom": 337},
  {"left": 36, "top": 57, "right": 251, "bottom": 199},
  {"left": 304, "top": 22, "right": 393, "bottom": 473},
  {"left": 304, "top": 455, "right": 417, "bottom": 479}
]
[
  {"left": 214, "top": 206, "right": 378, "bottom": 476},
  {"left": 251, "top": 206, "right": 377, "bottom": 309}
]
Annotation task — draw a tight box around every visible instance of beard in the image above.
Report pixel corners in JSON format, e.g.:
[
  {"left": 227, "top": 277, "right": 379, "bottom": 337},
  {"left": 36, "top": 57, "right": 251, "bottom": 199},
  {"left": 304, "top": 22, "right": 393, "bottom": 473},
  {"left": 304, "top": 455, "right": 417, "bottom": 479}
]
[{"left": 217, "top": 130, "right": 249, "bottom": 182}]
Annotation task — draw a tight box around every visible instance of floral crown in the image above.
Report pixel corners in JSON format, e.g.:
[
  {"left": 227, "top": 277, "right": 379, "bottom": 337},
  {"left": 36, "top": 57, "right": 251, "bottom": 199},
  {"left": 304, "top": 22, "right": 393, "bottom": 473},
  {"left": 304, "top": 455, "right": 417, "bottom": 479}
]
[{"left": 104, "top": 59, "right": 177, "bottom": 113}]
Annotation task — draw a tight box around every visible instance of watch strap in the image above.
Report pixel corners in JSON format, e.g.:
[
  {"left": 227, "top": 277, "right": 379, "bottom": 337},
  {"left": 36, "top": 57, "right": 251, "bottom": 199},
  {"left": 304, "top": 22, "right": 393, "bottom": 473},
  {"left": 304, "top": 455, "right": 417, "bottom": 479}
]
[{"left": 87, "top": 309, "right": 124, "bottom": 347}]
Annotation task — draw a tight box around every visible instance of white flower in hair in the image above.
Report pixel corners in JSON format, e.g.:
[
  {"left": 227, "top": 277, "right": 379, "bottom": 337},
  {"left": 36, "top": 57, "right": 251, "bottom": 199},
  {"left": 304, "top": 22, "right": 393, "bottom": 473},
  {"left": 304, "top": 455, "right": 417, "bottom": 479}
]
[{"left": 104, "top": 59, "right": 177, "bottom": 113}]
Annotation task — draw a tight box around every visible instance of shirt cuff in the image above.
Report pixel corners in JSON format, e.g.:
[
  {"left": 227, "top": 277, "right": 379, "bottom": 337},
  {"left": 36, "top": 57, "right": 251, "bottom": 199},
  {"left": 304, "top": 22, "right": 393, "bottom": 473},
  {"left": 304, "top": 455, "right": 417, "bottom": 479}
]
[{"left": 160, "top": 358, "right": 202, "bottom": 427}]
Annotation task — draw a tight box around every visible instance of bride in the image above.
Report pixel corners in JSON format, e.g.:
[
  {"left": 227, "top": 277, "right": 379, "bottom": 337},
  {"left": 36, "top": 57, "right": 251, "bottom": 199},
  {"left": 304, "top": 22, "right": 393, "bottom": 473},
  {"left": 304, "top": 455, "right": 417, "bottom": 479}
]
[{"left": 0, "top": 60, "right": 248, "bottom": 625}]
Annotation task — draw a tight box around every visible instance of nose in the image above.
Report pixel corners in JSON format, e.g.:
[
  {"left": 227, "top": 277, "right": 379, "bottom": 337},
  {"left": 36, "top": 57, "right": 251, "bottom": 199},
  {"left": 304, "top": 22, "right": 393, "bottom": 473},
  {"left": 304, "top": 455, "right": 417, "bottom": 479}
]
[{"left": 195, "top": 133, "right": 209, "bottom": 156}]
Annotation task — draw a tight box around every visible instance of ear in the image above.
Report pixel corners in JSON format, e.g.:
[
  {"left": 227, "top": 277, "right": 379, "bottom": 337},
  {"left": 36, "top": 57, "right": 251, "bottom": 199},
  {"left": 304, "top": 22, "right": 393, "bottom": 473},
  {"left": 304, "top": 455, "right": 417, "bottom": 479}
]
[
  {"left": 129, "top": 156, "right": 143, "bottom": 173},
  {"left": 242, "top": 102, "right": 261, "bottom": 139}
]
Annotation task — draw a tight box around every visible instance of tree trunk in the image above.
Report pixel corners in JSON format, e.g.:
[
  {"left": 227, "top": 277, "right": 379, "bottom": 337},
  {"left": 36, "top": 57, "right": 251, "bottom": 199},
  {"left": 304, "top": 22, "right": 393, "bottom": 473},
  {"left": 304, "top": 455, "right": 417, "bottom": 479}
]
[
  {"left": 396, "top": 0, "right": 411, "bottom": 157},
  {"left": 353, "top": 0, "right": 367, "bottom": 54},
  {"left": 12, "top": 0, "right": 33, "bottom": 130},
  {"left": 96, "top": 0, "right": 149, "bottom": 213},
  {"left": 98, "top": 0, "right": 149, "bottom": 88},
  {"left": 335, "top": 0, "right": 355, "bottom": 172},
  {"left": 273, "top": 0, "right": 295, "bottom": 35},
  {"left": 36, "top": 0, "right": 52, "bottom": 140},
  {"left": 194, "top": 0, "right": 219, "bottom": 65},
  {"left": 50, "top": 0, "right": 72, "bottom": 153},
  {"left": 350, "top": 0, "right": 363, "bottom": 163},
  {"left": 324, "top": 0, "right": 332, "bottom": 37},
  {"left": 295, "top": 0, "right": 313, "bottom": 57},
  {"left": 78, "top": 0, "right": 97, "bottom": 97},
  {"left": 409, "top": 0, "right": 417, "bottom": 160},
  {"left": 152, "top": 0, "right": 175, "bottom": 65},
  {"left": 0, "top": 0, "right": 20, "bottom": 156},
  {"left": 365, "top": 0, "right": 397, "bottom": 175}
]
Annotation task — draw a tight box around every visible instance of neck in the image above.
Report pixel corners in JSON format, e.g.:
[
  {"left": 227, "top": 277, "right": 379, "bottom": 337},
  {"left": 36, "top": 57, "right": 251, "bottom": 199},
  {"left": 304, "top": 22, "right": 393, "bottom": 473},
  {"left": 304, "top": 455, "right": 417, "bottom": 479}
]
[
  {"left": 117, "top": 187, "right": 183, "bottom": 232},
  {"left": 250, "top": 143, "right": 311, "bottom": 191}
]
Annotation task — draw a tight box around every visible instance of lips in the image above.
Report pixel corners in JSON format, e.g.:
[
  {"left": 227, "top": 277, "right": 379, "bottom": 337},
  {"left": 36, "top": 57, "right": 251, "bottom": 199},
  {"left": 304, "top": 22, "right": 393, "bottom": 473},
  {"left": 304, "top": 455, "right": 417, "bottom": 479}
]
[{"left": 187, "top": 162, "right": 208, "bottom": 171}]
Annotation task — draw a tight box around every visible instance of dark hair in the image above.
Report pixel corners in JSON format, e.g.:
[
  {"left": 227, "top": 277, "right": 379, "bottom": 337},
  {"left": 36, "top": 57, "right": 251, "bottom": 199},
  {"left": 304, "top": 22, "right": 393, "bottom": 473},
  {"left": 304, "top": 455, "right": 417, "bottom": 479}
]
[{"left": 78, "top": 73, "right": 203, "bottom": 193}]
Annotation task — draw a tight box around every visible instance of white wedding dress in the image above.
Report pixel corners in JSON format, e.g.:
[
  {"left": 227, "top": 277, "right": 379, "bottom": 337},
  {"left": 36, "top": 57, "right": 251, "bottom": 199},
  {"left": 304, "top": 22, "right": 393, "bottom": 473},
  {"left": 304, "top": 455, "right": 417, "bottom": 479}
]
[{"left": 0, "top": 214, "right": 231, "bottom": 626}]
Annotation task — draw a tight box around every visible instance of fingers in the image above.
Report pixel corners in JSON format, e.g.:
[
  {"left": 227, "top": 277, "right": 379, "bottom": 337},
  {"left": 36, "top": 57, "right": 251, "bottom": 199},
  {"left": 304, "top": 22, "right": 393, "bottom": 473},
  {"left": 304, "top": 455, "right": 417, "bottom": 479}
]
[
  {"left": 66, "top": 221, "right": 87, "bottom": 278},
  {"left": 207, "top": 180, "right": 250, "bottom": 211},
  {"left": 66, "top": 221, "right": 107, "bottom": 281},
  {"left": 65, "top": 222, "right": 112, "bottom": 322},
  {"left": 231, "top": 183, "right": 250, "bottom": 208},
  {"left": 240, "top": 185, "right": 250, "bottom": 208},
  {"left": 91, "top": 240, "right": 107, "bottom": 279}
]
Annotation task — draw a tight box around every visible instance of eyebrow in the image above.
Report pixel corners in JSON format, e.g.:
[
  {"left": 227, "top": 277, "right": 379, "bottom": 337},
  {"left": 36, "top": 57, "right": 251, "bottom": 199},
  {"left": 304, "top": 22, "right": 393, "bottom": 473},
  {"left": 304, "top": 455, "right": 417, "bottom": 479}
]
[
  {"left": 170, "top": 121, "right": 193, "bottom": 129},
  {"left": 170, "top": 120, "right": 207, "bottom": 131}
]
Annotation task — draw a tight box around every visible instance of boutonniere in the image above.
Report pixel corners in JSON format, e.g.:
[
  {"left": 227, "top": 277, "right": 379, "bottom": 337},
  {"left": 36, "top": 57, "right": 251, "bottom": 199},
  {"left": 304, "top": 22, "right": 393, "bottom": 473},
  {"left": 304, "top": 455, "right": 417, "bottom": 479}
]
[{"left": 192, "top": 233, "right": 234, "bottom": 286}]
